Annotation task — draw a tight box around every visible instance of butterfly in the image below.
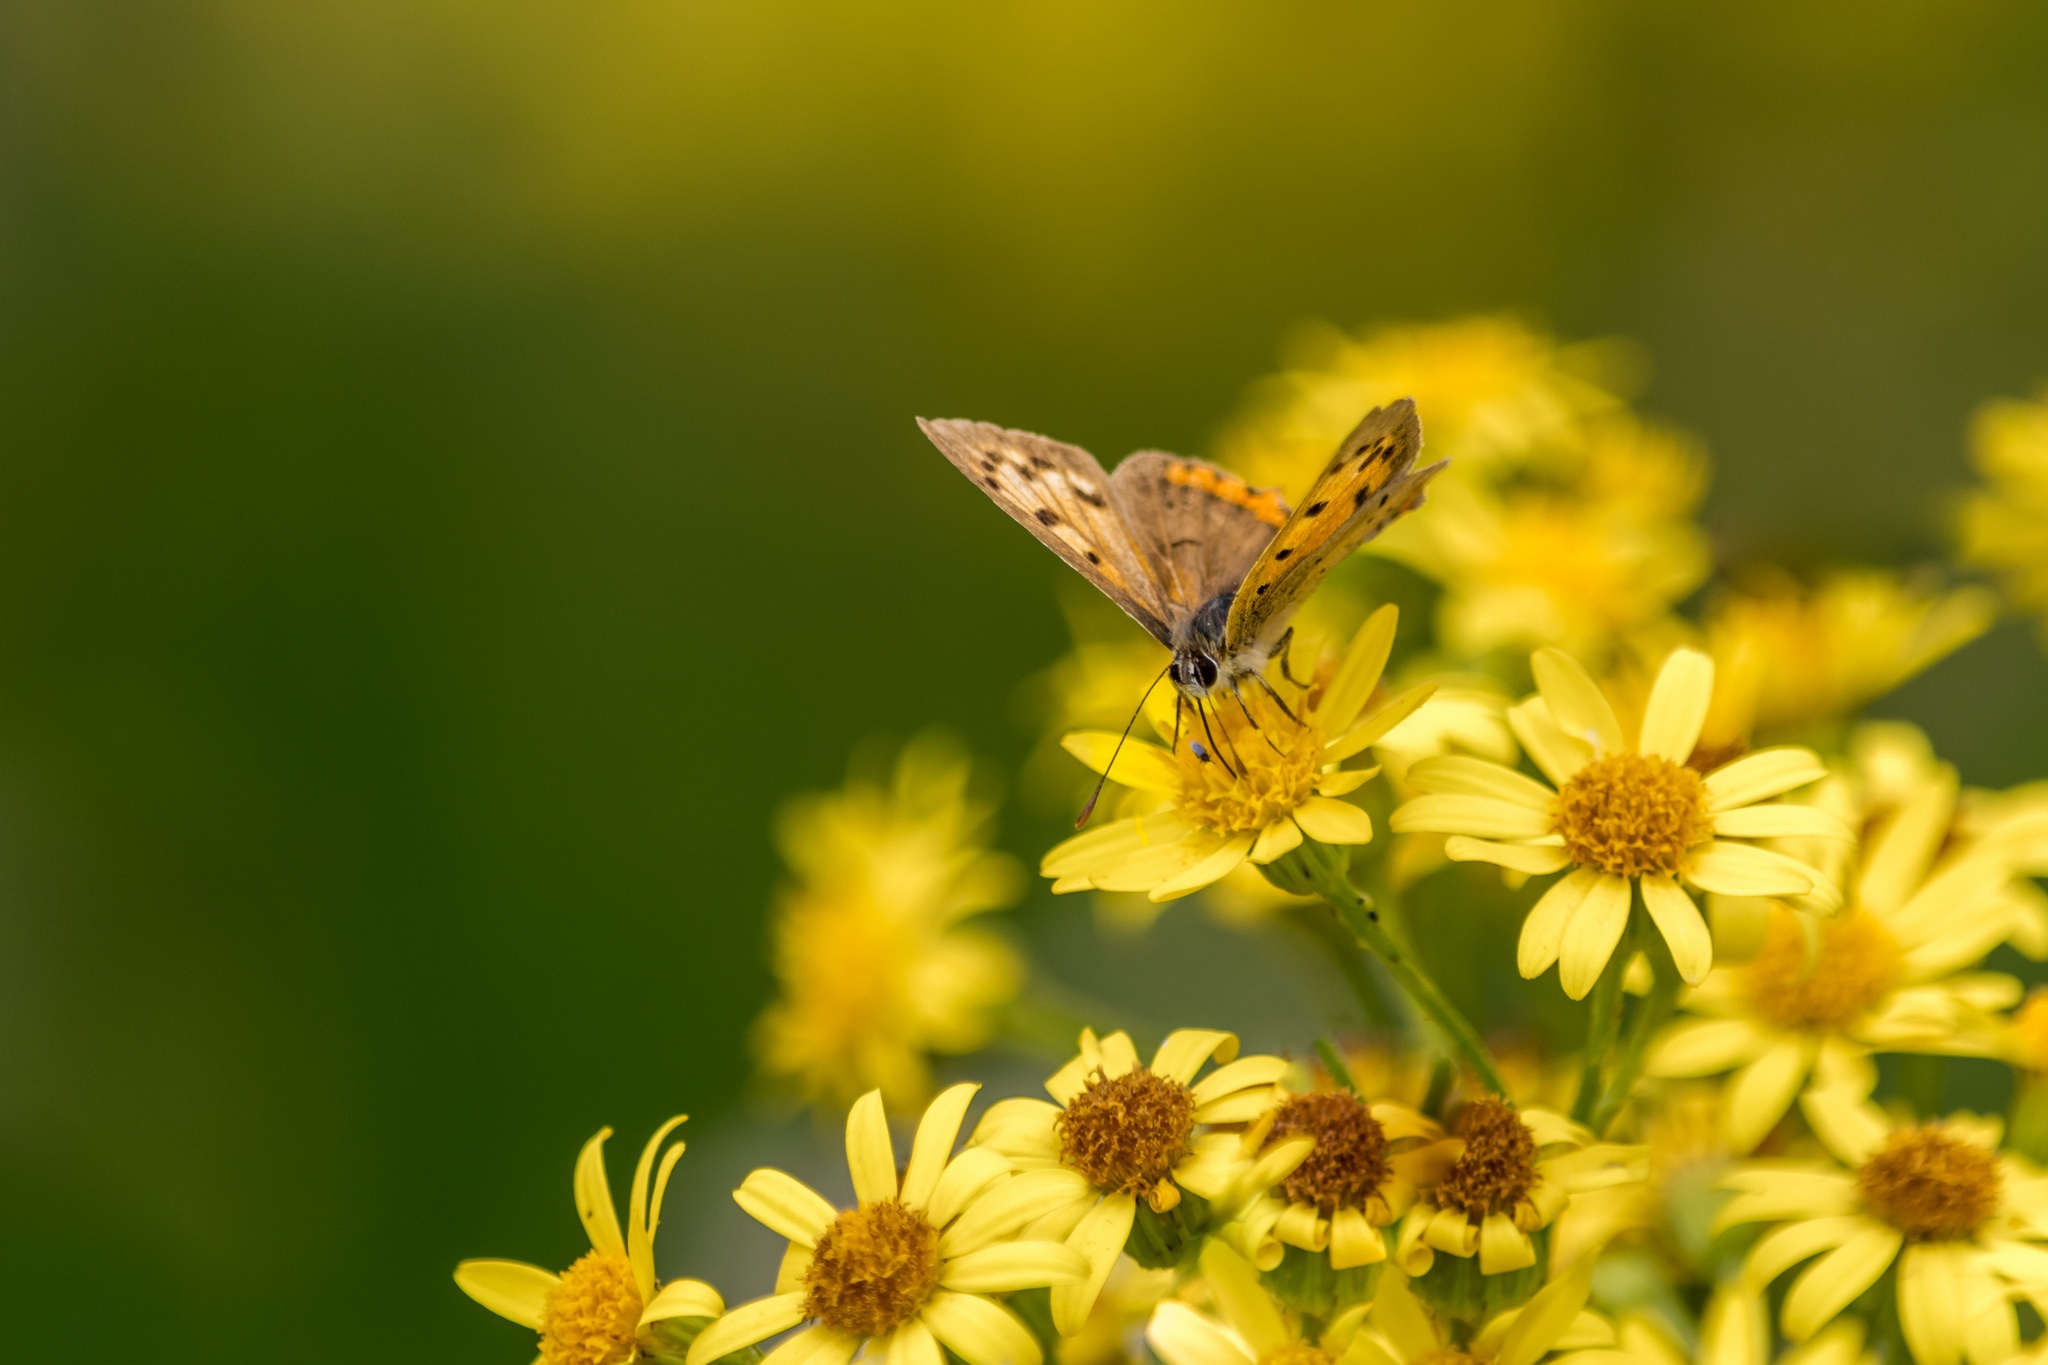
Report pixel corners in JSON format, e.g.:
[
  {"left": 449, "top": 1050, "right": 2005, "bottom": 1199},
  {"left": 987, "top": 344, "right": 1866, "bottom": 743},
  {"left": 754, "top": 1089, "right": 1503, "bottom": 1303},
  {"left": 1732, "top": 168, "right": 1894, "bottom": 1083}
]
[{"left": 920, "top": 398, "right": 1443, "bottom": 819}]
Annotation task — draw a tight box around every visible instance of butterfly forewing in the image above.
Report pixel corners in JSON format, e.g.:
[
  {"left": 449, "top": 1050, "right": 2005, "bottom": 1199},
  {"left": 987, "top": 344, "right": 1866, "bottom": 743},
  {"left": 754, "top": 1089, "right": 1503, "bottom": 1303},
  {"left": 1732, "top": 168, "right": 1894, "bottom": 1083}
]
[
  {"left": 920, "top": 417, "right": 1175, "bottom": 644},
  {"left": 1107, "top": 452, "right": 1290, "bottom": 619},
  {"left": 1224, "top": 398, "right": 1444, "bottom": 652}
]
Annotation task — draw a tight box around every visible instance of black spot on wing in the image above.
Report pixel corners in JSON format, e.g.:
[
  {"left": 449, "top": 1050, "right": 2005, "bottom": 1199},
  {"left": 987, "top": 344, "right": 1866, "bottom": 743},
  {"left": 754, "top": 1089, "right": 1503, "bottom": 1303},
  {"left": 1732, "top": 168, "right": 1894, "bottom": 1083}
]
[
  {"left": 1274, "top": 547, "right": 1293, "bottom": 561},
  {"left": 1076, "top": 489, "right": 1108, "bottom": 508},
  {"left": 1304, "top": 501, "right": 1327, "bottom": 515},
  {"left": 1255, "top": 583, "right": 1268, "bottom": 595},
  {"left": 1353, "top": 488, "right": 1370, "bottom": 509},
  {"left": 1085, "top": 550, "right": 1101, "bottom": 564},
  {"left": 1036, "top": 508, "right": 1060, "bottom": 526}
]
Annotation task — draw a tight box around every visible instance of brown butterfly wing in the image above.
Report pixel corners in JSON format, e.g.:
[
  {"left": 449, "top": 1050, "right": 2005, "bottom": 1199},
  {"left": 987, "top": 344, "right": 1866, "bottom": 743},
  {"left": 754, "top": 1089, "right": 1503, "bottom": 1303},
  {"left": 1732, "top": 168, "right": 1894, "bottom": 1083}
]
[
  {"left": 1106, "top": 452, "right": 1291, "bottom": 623},
  {"left": 1224, "top": 398, "right": 1445, "bottom": 651},
  {"left": 920, "top": 417, "right": 1175, "bottom": 644}
]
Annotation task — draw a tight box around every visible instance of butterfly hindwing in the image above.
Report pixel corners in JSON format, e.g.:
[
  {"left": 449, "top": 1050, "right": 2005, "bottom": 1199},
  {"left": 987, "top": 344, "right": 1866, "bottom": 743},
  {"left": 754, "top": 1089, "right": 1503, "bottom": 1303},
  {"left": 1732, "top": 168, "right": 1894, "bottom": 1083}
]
[
  {"left": 920, "top": 417, "right": 1176, "bottom": 644},
  {"left": 1107, "top": 452, "right": 1290, "bottom": 620},
  {"left": 1224, "top": 397, "right": 1444, "bottom": 652}
]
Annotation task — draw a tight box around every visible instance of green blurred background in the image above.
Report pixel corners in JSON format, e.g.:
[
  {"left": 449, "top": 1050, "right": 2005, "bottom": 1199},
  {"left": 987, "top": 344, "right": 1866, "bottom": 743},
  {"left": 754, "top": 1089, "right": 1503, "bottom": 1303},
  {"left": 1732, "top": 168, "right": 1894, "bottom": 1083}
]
[{"left": 4, "top": 2, "right": 2048, "bottom": 1358}]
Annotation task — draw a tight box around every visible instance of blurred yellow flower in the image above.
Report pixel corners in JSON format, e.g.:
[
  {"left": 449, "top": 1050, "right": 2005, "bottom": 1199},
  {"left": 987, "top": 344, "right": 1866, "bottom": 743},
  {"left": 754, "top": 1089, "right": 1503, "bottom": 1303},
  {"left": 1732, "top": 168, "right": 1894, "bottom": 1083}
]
[
  {"left": 1958, "top": 388, "right": 2048, "bottom": 636},
  {"left": 456, "top": 1118, "right": 724, "bottom": 1365},
  {"left": 753, "top": 736, "right": 1024, "bottom": 1113},
  {"left": 1041, "top": 607, "right": 1433, "bottom": 902},
  {"left": 1721, "top": 1083, "right": 2048, "bottom": 1363},
  {"left": 1147, "top": 1240, "right": 1376, "bottom": 1365},
  {"left": 969, "top": 1027, "right": 1304, "bottom": 1334},
  {"left": 1694, "top": 568, "right": 1995, "bottom": 745},
  {"left": 1352, "top": 1256, "right": 1616, "bottom": 1365},
  {"left": 1383, "top": 419, "right": 1710, "bottom": 659},
  {"left": 1650, "top": 757, "right": 2026, "bottom": 1153},
  {"left": 695, "top": 1086, "right": 1087, "bottom": 1365},
  {"left": 1393, "top": 648, "right": 1840, "bottom": 999}
]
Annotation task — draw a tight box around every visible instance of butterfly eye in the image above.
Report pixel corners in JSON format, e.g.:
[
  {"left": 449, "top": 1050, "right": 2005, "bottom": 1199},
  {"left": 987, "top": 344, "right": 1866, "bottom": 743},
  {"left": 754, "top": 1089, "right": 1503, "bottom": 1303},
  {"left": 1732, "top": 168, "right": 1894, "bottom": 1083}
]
[
  {"left": 1167, "top": 660, "right": 1184, "bottom": 686},
  {"left": 1192, "top": 655, "right": 1219, "bottom": 689}
]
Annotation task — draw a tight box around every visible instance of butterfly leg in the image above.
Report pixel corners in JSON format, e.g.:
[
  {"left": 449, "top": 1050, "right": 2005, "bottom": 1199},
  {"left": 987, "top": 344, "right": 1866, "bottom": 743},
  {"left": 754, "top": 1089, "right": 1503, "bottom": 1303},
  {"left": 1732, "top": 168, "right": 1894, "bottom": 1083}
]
[
  {"left": 1171, "top": 694, "right": 1185, "bottom": 755},
  {"left": 1231, "top": 681, "right": 1285, "bottom": 754},
  {"left": 1194, "top": 696, "right": 1240, "bottom": 778},
  {"left": 1248, "top": 671, "right": 1303, "bottom": 726},
  {"left": 1274, "top": 627, "right": 1312, "bottom": 688}
]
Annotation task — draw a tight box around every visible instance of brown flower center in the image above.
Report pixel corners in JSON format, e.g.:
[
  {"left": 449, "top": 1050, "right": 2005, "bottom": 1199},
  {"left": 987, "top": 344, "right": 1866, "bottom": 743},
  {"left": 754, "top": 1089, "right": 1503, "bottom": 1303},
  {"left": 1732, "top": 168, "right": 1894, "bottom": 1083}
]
[
  {"left": 1741, "top": 910, "right": 1900, "bottom": 1031},
  {"left": 1171, "top": 695, "right": 1324, "bottom": 835},
  {"left": 1269, "top": 1091, "right": 1391, "bottom": 1217},
  {"left": 540, "top": 1251, "right": 643, "bottom": 1365},
  {"left": 1555, "top": 752, "right": 1710, "bottom": 878},
  {"left": 1434, "top": 1097, "right": 1538, "bottom": 1221},
  {"left": 1057, "top": 1066, "right": 1197, "bottom": 1198},
  {"left": 1856, "top": 1127, "right": 2001, "bottom": 1241},
  {"left": 803, "top": 1199, "right": 942, "bottom": 1337}
]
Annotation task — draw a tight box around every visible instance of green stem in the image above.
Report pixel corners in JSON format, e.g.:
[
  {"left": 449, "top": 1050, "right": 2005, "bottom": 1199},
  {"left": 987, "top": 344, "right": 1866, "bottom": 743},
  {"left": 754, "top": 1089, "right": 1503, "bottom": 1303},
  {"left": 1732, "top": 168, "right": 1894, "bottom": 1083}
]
[
  {"left": 1572, "top": 920, "right": 1631, "bottom": 1126},
  {"left": 1592, "top": 929, "right": 1682, "bottom": 1133},
  {"left": 1316, "top": 1037, "right": 1360, "bottom": 1093},
  {"left": 1273, "top": 845, "right": 1507, "bottom": 1097},
  {"left": 1285, "top": 902, "right": 1399, "bottom": 1030}
]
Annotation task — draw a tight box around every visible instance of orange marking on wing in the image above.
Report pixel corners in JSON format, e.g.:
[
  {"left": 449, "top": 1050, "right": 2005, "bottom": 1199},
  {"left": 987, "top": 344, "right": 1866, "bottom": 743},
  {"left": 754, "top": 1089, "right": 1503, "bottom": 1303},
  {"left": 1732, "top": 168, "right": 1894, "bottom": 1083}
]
[{"left": 1164, "top": 461, "right": 1291, "bottom": 527}]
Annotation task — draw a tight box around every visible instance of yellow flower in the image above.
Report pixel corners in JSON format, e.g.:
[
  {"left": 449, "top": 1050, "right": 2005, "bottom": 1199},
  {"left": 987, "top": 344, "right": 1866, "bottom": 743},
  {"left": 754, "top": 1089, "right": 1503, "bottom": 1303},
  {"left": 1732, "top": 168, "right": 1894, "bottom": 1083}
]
[
  {"left": 1958, "top": 388, "right": 2048, "bottom": 637},
  {"left": 1696, "top": 569, "right": 1995, "bottom": 745},
  {"left": 1721, "top": 1084, "right": 2048, "bottom": 1364},
  {"left": 1348, "top": 1258, "right": 1617, "bottom": 1365},
  {"left": 1393, "top": 1098, "right": 1640, "bottom": 1277},
  {"left": 1227, "top": 1086, "right": 1452, "bottom": 1272},
  {"left": 1054, "top": 1259, "right": 1179, "bottom": 1365},
  {"left": 456, "top": 1118, "right": 723, "bottom": 1365},
  {"left": 1040, "top": 606, "right": 1434, "bottom": 902},
  {"left": 1392, "top": 647, "right": 1841, "bottom": 999},
  {"left": 1549, "top": 1083, "right": 1730, "bottom": 1274},
  {"left": 691, "top": 1086, "right": 1088, "bottom": 1365},
  {"left": 1382, "top": 421, "right": 1710, "bottom": 660},
  {"left": 969, "top": 1027, "right": 1305, "bottom": 1334},
  {"left": 754, "top": 737, "right": 1024, "bottom": 1112},
  {"left": 1216, "top": 315, "right": 1627, "bottom": 497},
  {"left": 1650, "top": 757, "right": 2026, "bottom": 1152},
  {"left": 1146, "top": 1240, "right": 1377, "bottom": 1365}
]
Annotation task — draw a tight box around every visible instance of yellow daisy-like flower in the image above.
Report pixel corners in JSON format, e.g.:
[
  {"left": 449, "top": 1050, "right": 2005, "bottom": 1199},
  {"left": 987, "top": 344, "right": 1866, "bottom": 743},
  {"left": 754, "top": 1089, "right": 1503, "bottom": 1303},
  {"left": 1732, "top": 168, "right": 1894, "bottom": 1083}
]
[
  {"left": 1348, "top": 1259, "right": 1620, "bottom": 1365},
  {"left": 969, "top": 1027, "right": 1305, "bottom": 1334},
  {"left": 1957, "top": 387, "right": 2048, "bottom": 637},
  {"left": 1147, "top": 1240, "right": 1378, "bottom": 1365},
  {"left": 1040, "top": 606, "right": 1434, "bottom": 903},
  {"left": 456, "top": 1118, "right": 723, "bottom": 1365},
  {"left": 690, "top": 1086, "right": 1087, "bottom": 1365},
  {"left": 1394, "top": 1098, "right": 1640, "bottom": 1277},
  {"left": 1697, "top": 568, "right": 1996, "bottom": 746},
  {"left": 1392, "top": 647, "right": 1840, "bottom": 999},
  {"left": 1722, "top": 1084, "right": 2048, "bottom": 1365},
  {"left": 1650, "top": 761, "right": 2025, "bottom": 1153},
  {"left": 1227, "top": 1086, "right": 1452, "bottom": 1272},
  {"left": 754, "top": 737, "right": 1023, "bottom": 1112}
]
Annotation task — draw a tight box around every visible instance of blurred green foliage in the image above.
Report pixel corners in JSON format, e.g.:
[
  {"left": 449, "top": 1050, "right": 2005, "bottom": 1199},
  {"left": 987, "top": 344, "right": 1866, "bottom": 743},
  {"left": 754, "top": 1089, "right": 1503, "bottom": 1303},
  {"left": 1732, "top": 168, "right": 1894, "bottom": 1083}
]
[{"left": 2, "top": 2, "right": 2047, "bottom": 1360}]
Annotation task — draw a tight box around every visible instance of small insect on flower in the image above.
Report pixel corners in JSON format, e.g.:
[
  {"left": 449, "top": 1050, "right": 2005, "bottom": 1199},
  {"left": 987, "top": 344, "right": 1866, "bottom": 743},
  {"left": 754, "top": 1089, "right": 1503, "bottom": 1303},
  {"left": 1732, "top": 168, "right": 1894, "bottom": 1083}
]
[
  {"left": 1039, "top": 606, "right": 1434, "bottom": 902},
  {"left": 1392, "top": 646, "right": 1844, "bottom": 998},
  {"left": 692, "top": 1085, "right": 1088, "bottom": 1365},
  {"left": 455, "top": 1118, "right": 723, "bottom": 1365},
  {"left": 920, "top": 402, "right": 1443, "bottom": 827}
]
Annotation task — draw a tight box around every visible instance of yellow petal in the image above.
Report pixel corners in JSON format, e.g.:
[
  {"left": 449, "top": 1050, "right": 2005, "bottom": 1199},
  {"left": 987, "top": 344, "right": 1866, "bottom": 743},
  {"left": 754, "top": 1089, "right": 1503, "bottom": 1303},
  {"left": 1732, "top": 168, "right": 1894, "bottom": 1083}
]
[
  {"left": 888, "top": 1318, "right": 946, "bottom": 1365},
  {"left": 1724, "top": 1040, "right": 1816, "bottom": 1154},
  {"left": 642, "top": 1277, "right": 724, "bottom": 1326},
  {"left": 574, "top": 1127, "right": 627, "bottom": 1258},
  {"left": 1702, "top": 747, "right": 1827, "bottom": 813},
  {"left": 1637, "top": 648, "right": 1713, "bottom": 762},
  {"left": 1509, "top": 696, "right": 1592, "bottom": 786},
  {"left": 1638, "top": 877, "right": 1712, "bottom": 984},
  {"left": 1710, "top": 805, "right": 1855, "bottom": 841},
  {"left": 1558, "top": 874, "right": 1631, "bottom": 1000},
  {"left": 1249, "top": 817, "right": 1303, "bottom": 864},
  {"left": 940, "top": 1168, "right": 1093, "bottom": 1257},
  {"left": 1798, "top": 1086, "right": 1894, "bottom": 1168},
  {"left": 1098, "top": 1030, "right": 1142, "bottom": 1078},
  {"left": 1147, "top": 1301, "right": 1256, "bottom": 1365},
  {"left": 1042, "top": 813, "right": 1196, "bottom": 879},
  {"left": 1329, "top": 1207, "right": 1384, "bottom": 1270},
  {"left": 1059, "top": 732, "right": 1179, "bottom": 793},
  {"left": 1445, "top": 837, "right": 1572, "bottom": 876},
  {"left": 1531, "top": 648, "right": 1624, "bottom": 756},
  {"left": 1294, "top": 796, "right": 1375, "bottom": 845},
  {"left": 902, "top": 1083, "right": 981, "bottom": 1212},
  {"left": 1405, "top": 755, "right": 1556, "bottom": 806},
  {"left": 1685, "top": 842, "right": 1818, "bottom": 899},
  {"left": 1477, "top": 1211, "right": 1536, "bottom": 1273},
  {"left": 1148, "top": 833, "right": 1255, "bottom": 901},
  {"left": 1049, "top": 1193, "right": 1137, "bottom": 1334},
  {"left": 1368, "top": 1269, "right": 1440, "bottom": 1361},
  {"left": 922, "top": 1291, "right": 1044, "bottom": 1365},
  {"left": 1519, "top": 868, "right": 1599, "bottom": 978},
  {"left": 942, "top": 1240, "right": 1090, "bottom": 1293},
  {"left": 926, "top": 1148, "right": 1016, "bottom": 1228},
  {"left": 1743, "top": 1216, "right": 1864, "bottom": 1288},
  {"left": 1313, "top": 767, "right": 1378, "bottom": 797},
  {"left": 1648, "top": 1018, "right": 1768, "bottom": 1077},
  {"left": 763, "top": 1326, "right": 857, "bottom": 1365},
  {"left": 687, "top": 1293, "right": 809, "bottom": 1365},
  {"left": 1781, "top": 1225, "right": 1902, "bottom": 1341},
  {"left": 1858, "top": 773, "right": 1958, "bottom": 916},
  {"left": 1199, "top": 1238, "right": 1289, "bottom": 1356},
  {"left": 1896, "top": 1243, "right": 1964, "bottom": 1365},
  {"left": 846, "top": 1089, "right": 899, "bottom": 1205},
  {"left": 1494, "top": 1255, "right": 1596, "bottom": 1365},
  {"left": 1190, "top": 1054, "right": 1288, "bottom": 1106},
  {"left": 1153, "top": 1029, "right": 1241, "bottom": 1084},
  {"left": 1391, "top": 794, "right": 1552, "bottom": 839},
  {"left": 736, "top": 1169, "right": 838, "bottom": 1246},
  {"left": 628, "top": 1115, "right": 690, "bottom": 1299},
  {"left": 1325, "top": 681, "right": 1438, "bottom": 762},
  {"left": 454, "top": 1259, "right": 556, "bottom": 1329},
  {"left": 1316, "top": 604, "right": 1399, "bottom": 734}
]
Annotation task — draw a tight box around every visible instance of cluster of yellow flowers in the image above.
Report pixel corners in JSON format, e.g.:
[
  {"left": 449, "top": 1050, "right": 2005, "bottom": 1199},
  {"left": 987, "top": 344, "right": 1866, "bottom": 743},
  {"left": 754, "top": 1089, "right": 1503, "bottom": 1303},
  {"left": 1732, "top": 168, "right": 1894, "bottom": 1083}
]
[{"left": 456, "top": 318, "right": 2048, "bottom": 1365}]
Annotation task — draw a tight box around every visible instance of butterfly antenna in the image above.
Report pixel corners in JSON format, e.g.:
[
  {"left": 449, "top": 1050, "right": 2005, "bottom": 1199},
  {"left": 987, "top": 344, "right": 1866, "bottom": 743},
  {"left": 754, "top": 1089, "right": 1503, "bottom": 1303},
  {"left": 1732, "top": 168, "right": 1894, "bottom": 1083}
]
[
  {"left": 1170, "top": 693, "right": 1185, "bottom": 754},
  {"left": 1195, "top": 696, "right": 1240, "bottom": 779},
  {"left": 1075, "top": 663, "right": 1174, "bottom": 829}
]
